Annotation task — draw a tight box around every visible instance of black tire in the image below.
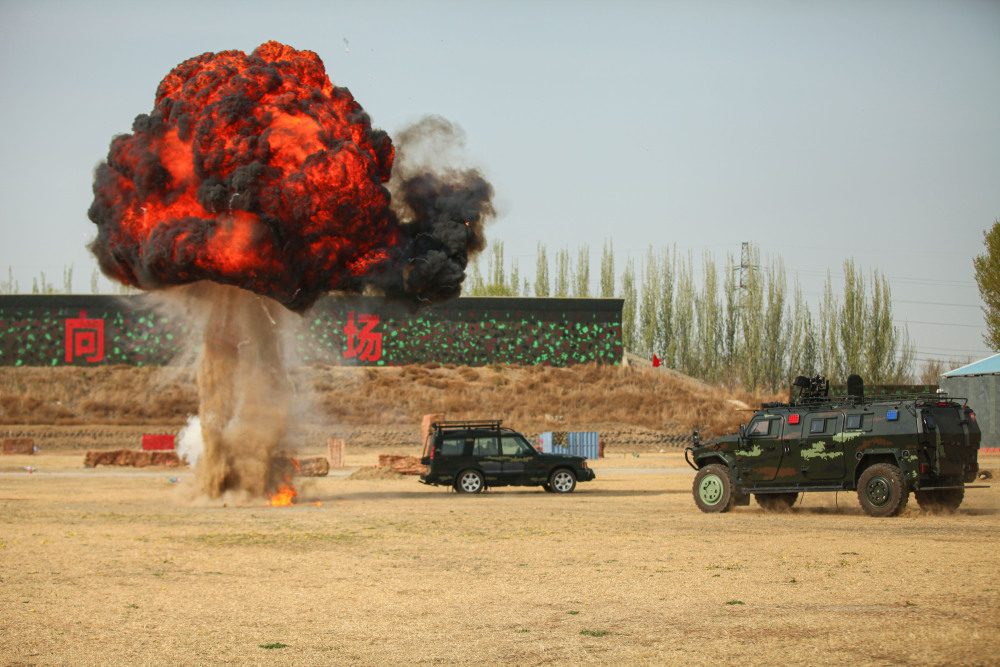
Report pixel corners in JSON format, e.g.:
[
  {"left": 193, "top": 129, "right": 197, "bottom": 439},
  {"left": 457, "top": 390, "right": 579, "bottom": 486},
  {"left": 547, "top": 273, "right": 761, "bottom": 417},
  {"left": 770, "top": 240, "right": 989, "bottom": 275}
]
[
  {"left": 455, "top": 469, "right": 485, "bottom": 494},
  {"left": 755, "top": 492, "right": 799, "bottom": 512},
  {"left": 548, "top": 469, "right": 577, "bottom": 493},
  {"left": 693, "top": 464, "right": 736, "bottom": 513},
  {"left": 914, "top": 487, "right": 964, "bottom": 513},
  {"left": 857, "top": 463, "right": 909, "bottom": 517}
]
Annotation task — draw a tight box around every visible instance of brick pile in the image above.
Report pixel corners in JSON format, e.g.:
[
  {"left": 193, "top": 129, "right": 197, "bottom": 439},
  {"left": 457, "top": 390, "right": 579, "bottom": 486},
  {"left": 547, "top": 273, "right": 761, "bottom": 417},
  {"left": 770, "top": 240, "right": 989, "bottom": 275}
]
[
  {"left": 2, "top": 438, "right": 35, "bottom": 455},
  {"left": 378, "top": 454, "right": 427, "bottom": 475},
  {"left": 84, "top": 449, "right": 181, "bottom": 467}
]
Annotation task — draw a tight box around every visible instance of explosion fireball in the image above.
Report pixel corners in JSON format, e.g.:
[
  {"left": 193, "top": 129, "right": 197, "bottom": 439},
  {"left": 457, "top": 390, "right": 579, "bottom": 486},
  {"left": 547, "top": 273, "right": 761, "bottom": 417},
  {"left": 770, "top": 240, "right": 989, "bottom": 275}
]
[{"left": 87, "top": 41, "right": 495, "bottom": 501}]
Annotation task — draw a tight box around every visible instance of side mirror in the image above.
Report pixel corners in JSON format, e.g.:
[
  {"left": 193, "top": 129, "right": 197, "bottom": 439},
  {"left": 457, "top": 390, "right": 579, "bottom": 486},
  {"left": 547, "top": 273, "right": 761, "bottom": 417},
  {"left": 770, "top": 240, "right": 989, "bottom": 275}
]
[
  {"left": 739, "top": 423, "right": 746, "bottom": 440},
  {"left": 692, "top": 429, "right": 700, "bottom": 446}
]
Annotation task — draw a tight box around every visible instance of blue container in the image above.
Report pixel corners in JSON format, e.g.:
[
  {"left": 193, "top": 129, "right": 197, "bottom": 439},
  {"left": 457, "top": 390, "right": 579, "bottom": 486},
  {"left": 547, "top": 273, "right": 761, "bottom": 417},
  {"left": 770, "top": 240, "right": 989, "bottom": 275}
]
[{"left": 539, "top": 431, "right": 599, "bottom": 459}]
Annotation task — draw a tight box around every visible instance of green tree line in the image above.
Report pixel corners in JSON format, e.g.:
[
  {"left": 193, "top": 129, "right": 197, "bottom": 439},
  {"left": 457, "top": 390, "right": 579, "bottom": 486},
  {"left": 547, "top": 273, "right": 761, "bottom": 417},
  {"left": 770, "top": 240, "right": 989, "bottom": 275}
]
[{"left": 466, "top": 241, "right": 916, "bottom": 390}]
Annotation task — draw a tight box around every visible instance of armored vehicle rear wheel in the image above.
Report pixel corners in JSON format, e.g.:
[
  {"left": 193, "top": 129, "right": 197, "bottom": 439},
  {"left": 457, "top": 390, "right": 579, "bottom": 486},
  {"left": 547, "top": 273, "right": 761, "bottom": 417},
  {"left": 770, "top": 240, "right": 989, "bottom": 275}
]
[
  {"left": 693, "top": 464, "right": 736, "bottom": 513},
  {"left": 914, "top": 488, "right": 964, "bottom": 513},
  {"left": 455, "top": 470, "right": 485, "bottom": 494},
  {"left": 755, "top": 492, "right": 798, "bottom": 511},
  {"left": 857, "top": 463, "right": 908, "bottom": 517}
]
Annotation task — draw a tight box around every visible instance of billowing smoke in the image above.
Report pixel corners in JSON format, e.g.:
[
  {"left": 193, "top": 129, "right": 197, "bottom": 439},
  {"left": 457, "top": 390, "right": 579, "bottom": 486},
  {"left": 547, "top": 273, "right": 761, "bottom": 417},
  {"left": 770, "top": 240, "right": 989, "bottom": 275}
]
[
  {"left": 87, "top": 42, "right": 495, "bottom": 500},
  {"left": 87, "top": 40, "right": 493, "bottom": 312}
]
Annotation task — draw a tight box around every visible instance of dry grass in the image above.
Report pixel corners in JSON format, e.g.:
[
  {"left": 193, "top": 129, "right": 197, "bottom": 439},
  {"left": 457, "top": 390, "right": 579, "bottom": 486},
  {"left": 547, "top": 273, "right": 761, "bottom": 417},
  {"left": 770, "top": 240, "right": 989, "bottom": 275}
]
[
  {"left": 0, "top": 364, "right": 776, "bottom": 447},
  {"left": 0, "top": 453, "right": 998, "bottom": 665}
]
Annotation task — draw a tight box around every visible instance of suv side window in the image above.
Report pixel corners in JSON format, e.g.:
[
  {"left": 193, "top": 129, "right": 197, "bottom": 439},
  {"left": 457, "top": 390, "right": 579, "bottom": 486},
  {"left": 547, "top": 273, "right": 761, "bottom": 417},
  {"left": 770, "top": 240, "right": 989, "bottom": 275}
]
[
  {"left": 440, "top": 436, "right": 466, "bottom": 457},
  {"left": 500, "top": 435, "right": 533, "bottom": 456},
  {"left": 473, "top": 434, "right": 499, "bottom": 457}
]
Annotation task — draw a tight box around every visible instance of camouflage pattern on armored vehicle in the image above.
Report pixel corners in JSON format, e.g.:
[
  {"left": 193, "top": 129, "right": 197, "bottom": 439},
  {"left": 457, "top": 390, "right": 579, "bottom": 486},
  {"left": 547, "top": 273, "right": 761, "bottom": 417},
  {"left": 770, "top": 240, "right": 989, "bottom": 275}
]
[{"left": 685, "top": 375, "right": 982, "bottom": 517}]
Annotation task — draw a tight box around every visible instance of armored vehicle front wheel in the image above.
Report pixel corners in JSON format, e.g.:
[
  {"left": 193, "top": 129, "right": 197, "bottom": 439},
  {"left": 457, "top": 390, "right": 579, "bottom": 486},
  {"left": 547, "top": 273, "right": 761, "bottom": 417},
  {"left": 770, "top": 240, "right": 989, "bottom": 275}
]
[
  {"left": 914, "top": 488, "right": 964, "bottom": 513},
  {"left": 755, "top": 492, "right": 798, "bottom": 512},
  {"left": 857, "top": 463, "right": 909, "bottom": 517},
  {"left": 549, "top": 469, "right": 577, "bottom": 493},
  {"left": 693, "top": 464, "right": 736, "bottom": 513},
  {"left": 455, "top": 470, "right": 485, "bottom": 494}
]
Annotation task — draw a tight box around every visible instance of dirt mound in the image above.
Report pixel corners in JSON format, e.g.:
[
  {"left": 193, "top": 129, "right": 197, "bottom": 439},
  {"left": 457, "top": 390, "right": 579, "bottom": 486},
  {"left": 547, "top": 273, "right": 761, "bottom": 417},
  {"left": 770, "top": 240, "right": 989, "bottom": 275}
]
[{"left": 1, "top": 363, "right": 778, "bottom": 452}]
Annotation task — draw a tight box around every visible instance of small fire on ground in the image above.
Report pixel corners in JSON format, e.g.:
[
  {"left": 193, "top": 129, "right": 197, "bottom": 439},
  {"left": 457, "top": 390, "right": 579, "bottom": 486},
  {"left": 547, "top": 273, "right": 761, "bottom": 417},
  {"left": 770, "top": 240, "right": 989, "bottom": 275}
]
[{"left": 269, "top": 476, "right": 298, "bottom": 506}]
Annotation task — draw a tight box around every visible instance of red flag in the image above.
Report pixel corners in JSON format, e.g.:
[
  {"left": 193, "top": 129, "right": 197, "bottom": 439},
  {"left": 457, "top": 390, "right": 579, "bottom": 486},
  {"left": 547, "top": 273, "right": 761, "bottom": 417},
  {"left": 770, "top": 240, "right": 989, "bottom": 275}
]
[{"left": 652, "top": 354, "right": 662, "bottom": 367}]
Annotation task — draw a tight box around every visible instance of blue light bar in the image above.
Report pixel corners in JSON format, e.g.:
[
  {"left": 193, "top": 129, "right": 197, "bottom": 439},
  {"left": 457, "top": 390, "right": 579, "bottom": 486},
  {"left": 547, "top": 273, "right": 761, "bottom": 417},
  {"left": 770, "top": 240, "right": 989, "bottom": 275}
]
[{"left": 887, "top": 410, "right": 898, "bottom": 421}]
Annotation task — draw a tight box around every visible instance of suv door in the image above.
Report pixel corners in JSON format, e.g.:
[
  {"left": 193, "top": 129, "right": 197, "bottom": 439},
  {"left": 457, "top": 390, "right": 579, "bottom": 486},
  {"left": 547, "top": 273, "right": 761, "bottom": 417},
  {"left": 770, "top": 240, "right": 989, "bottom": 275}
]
[
  {"left": 499, "top": 433, "right": 538, "bottom": 484},
  {"left": 471, "top": 431, "right": 502, "bottom": 480},
  {"left": 433, "top": 433, "right": 474, "bottom": 484}
]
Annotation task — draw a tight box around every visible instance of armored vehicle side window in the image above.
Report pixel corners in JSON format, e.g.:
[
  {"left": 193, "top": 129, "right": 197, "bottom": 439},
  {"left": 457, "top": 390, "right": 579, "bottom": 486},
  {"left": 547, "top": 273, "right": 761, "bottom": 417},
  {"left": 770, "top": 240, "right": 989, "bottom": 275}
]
[
  {"left": 440, "top": 437, "right": 466, "bottom": 457},
  {"left": 748, "top": 419, "right": 773, "bottom": 437},
  {"left": 473, "top": 435, "right": 499, "bottom": 457},
  {"left": 500, "top": 435, "right": 533, "bottom": 456},
  {"left": 809, "top": 418, "right": 826, "bottom": 434},
  {"left": 862, "top": 414, "right": 874, "bottom": 431},
  {"left": 845, "top": 414, "right": 862, "bottom": 430}
]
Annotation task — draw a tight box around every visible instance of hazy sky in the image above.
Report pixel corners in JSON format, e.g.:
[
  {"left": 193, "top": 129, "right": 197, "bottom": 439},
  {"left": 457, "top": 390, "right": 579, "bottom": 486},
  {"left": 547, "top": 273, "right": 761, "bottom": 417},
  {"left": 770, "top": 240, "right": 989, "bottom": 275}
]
[{"left": 1, "top": 0, "right": 997, "bottom": 367}]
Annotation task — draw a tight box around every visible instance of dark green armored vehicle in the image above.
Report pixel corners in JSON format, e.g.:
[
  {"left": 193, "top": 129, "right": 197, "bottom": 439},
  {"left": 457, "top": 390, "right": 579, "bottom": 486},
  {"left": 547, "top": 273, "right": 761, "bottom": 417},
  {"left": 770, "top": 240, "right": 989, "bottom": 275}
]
[
  {"left": 419, "top": 420, "right": 595, "bottom": 493},
  {"left": 685, "top": 375, "right": 982, "bottom": 517}
]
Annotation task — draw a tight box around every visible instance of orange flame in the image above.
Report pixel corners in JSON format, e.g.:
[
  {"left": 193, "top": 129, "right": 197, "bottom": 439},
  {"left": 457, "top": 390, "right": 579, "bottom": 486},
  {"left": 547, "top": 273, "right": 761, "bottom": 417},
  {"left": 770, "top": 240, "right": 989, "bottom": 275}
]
[{"left": 269, "top": 475, "right": 298, "bottom": 506}]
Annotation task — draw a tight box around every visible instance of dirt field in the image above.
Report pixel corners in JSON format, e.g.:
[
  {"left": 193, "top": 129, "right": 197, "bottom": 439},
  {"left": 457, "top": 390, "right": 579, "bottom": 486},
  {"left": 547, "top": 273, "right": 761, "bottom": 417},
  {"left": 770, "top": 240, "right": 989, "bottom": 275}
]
[{"left": 1, "top": 451, "right": 998, "bottom": 666}]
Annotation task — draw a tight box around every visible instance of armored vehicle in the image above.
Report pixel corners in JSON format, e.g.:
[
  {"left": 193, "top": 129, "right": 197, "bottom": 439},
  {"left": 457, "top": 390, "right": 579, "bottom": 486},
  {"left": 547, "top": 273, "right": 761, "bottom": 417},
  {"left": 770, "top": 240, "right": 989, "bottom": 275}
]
[
  {"left": 419, "top": 419, "right": 595, "bottom": 493},
  {"left": 685, "top": 375, "right": 981, "bottom": 517}
]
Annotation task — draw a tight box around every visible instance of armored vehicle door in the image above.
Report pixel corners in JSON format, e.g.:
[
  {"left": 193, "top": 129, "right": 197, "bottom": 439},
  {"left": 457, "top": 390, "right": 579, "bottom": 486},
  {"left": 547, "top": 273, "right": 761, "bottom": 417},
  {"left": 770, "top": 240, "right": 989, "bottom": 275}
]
[
  {"left": 919, "top": 404, "right": 978, "bottom": 479},
  {"left": 799, "top": 413, "right": 846, "bottom": 480},
  {"left": 740, "top": 415, "right": 786, "bottom": 483}
]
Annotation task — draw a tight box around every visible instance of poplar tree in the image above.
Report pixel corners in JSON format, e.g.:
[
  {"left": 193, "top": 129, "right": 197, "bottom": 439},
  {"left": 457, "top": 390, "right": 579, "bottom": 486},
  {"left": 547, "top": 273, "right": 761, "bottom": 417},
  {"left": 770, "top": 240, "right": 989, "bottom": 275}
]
[
  {"left": 620, "top": 258, "right": 637, "bottom": 352},
  {"left": 573, "top": 244, "right": 590, "bottom": 297},
  {"left": 600, "top": 239, "right": 615, "bottom": 298},
  {"left": 554, "top": 248, "right": 571, "bottom": 297},
  {"left": 838, "top": 259, "right": 866, "bottom": 377},
  {"left": 673, "top": 253, "right": 696, "bottom": 375},
  {"left": 637, "top": 247, "right": 660, "bottom": 359},
  {"left": 534, "top": 243, "right": 550, "bottom": 297},
  {"left": 695, "top": 252, "right": 722, "bottom": 381},
  {"left": 974, "top": 219, "right": 1000, "bottom": 351},
  {"left": 655, "top": 246, "right": 676, "bottom": 367}
]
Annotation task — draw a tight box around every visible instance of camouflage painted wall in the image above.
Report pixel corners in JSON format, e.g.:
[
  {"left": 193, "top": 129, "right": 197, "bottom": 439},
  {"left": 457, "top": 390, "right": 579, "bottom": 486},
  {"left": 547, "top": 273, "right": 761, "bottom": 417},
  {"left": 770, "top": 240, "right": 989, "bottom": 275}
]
[{"left": 0, "top": 295, "right": 623, "bottom": 368}]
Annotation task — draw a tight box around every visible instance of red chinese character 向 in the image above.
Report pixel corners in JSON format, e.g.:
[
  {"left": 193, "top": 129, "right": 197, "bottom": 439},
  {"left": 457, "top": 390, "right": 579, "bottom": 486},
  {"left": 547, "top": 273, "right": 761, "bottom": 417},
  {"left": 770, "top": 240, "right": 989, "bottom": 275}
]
[
  {"left": 343, "top": 311, "right": 382, "bottom": 362},
  {"left": 65, "top": 311, "right": 105, "bottom": 363}
]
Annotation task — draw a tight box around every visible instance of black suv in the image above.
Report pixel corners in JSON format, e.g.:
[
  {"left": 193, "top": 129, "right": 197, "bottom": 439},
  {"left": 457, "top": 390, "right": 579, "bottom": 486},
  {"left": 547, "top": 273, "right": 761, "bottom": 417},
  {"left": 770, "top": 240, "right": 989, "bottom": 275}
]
[
  {"left": 419, "top": 420, "right": 596, "bottom": 493},
  {"left": 685, "top": 375, "right": 981, "bottom": 517}
]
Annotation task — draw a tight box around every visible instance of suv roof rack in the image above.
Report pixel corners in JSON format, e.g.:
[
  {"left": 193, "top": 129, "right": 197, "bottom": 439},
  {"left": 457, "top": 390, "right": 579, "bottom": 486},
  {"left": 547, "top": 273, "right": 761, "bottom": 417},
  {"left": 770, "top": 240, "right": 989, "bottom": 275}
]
[{"left": 432, "top": 419, "right": 503, "bottom": 431}]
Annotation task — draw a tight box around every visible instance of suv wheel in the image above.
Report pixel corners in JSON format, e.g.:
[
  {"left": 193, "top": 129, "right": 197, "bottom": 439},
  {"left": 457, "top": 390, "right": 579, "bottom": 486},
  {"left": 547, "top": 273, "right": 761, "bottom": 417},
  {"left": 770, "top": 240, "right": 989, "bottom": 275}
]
[
  {"left": 455, "top": 470, "right": 485, "bottom": 494},
  {"left": 549, "top": 469, "right": 577, "bottom": 493},
  {"left": 857, "top": 463, "right": 908, "bottom": 517},
  {"left": 755, "top": 492, "right": 798, "bottom": 512},
  {"left": 693, "top": 464, "right": 736, "bottom": 513},
  {"left": 914, "top": 488, "right": 964, "bottom": 513}
]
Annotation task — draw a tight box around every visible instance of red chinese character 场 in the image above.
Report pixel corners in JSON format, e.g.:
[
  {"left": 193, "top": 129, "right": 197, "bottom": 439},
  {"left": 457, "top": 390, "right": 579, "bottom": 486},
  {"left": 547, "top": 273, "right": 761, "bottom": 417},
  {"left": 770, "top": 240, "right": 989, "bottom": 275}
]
[
  {"left": 343, "top": 311, "right": 382, "bottom": 362},
  {"left": 65, "top": 311, "right": 105, "bottom": 363}
]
